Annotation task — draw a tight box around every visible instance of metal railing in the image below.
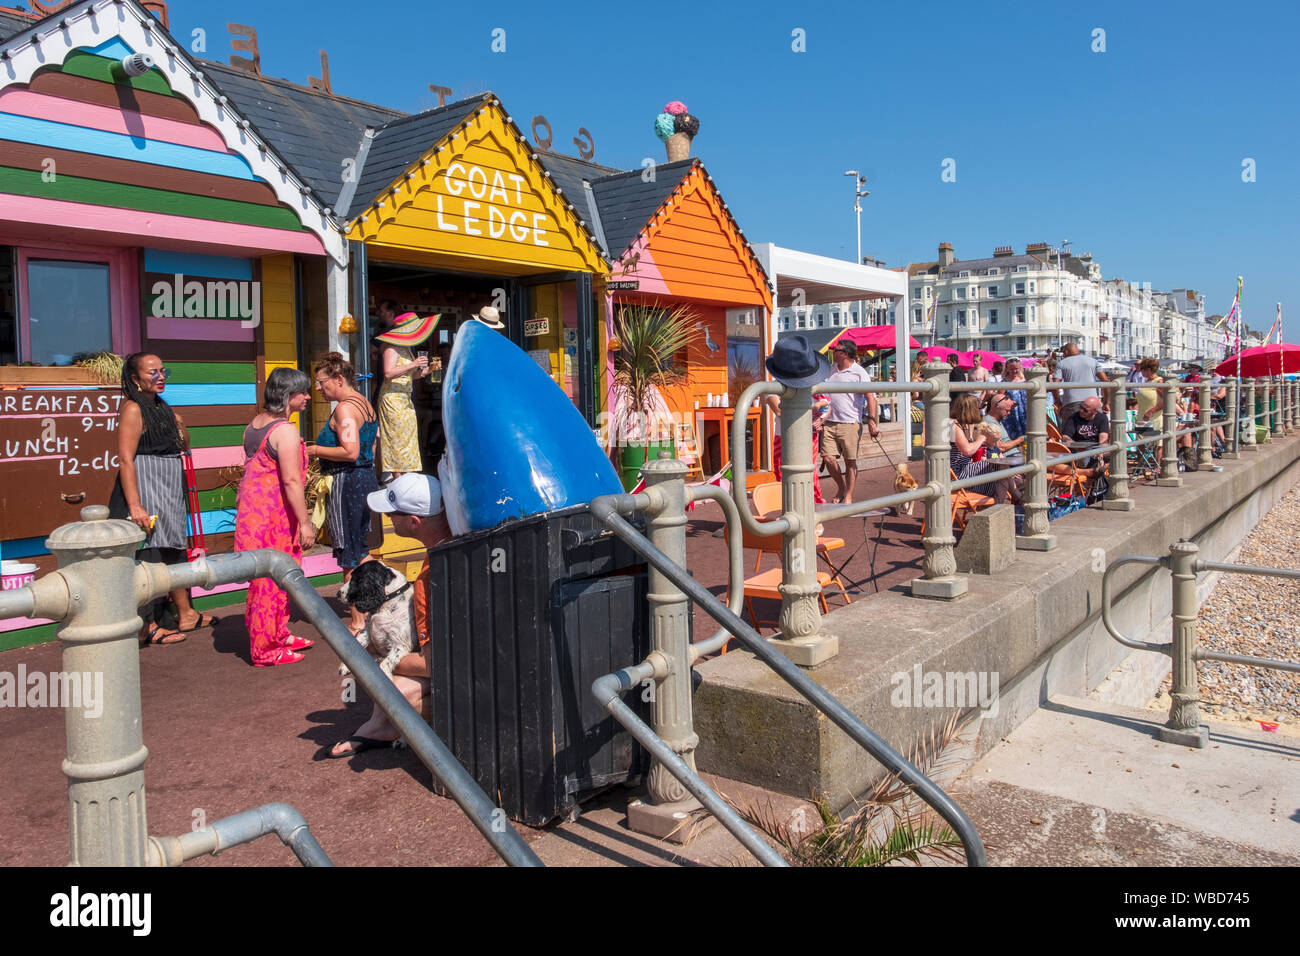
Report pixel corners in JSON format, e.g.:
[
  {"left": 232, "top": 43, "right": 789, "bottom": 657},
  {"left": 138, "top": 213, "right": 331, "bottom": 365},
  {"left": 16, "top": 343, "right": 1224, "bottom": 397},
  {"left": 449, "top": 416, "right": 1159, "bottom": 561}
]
[
  {"left": 0, "top": 505, "right": 542, "bottom": 867},
  {"left": 1101, "top": 540, "right": 1300, "bottom": 747},
  {"left": 586, "top": 458, "right": 988, "bottom": 867}
]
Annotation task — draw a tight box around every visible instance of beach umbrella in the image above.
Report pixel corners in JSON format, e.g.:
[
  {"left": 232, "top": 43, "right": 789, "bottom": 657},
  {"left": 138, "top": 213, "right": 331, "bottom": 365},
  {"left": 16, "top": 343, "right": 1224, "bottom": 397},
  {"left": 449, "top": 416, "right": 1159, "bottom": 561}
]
[
  {"left": 959, "top": 349, "right": 1005, "bottom": 369},
  {"left": 919, "top": 345, "right": 961, "bottom": 364},
  {"left": 1215, "top": 344, "right": 1300, "bottom": 377}
]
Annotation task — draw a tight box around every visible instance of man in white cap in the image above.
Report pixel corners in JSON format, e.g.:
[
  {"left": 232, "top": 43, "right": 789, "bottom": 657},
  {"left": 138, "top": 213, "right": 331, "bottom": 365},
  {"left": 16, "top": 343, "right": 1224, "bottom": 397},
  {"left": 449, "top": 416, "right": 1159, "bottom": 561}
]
[
  {"left": 473, "top": 305, "right": 504, "bottom": 330},
  {"left": 328, "top": 472, "right": 451, "bottom": 758}
]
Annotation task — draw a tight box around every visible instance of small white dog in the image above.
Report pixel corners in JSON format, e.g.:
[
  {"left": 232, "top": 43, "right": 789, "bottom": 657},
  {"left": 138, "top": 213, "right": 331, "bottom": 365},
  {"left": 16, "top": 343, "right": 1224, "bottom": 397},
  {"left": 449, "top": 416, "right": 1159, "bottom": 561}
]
[{"left": 337, "top": 561, "right": 416, "bottom": 678}]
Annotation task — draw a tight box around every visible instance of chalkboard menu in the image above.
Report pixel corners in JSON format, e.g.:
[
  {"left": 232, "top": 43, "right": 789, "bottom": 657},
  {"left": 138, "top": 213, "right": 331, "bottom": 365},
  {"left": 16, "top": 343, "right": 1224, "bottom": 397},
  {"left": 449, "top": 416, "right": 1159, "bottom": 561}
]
[{"left": 0, "top": 388, "right": 125, "bottom": 540}]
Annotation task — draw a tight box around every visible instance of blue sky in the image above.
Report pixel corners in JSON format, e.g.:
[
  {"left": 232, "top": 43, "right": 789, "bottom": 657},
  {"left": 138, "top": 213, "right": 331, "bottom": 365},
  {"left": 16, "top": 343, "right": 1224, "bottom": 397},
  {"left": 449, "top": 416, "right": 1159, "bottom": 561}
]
[{"left": 164, "top": 0, "right": 1299, "bottom": 343}]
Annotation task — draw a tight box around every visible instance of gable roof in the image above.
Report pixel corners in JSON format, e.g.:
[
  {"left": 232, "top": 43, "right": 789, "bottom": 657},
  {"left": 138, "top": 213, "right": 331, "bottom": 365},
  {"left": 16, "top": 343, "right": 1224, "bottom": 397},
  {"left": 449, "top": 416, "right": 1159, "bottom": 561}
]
[
  {"left": 346, "top": 96, "right": 487, "bottom": 219},
  {"left": 588, "top": 159, "right": 696, "bottom": 261},
  {"left": 0, "top": 0, "right": 343, "bottom": 263}
]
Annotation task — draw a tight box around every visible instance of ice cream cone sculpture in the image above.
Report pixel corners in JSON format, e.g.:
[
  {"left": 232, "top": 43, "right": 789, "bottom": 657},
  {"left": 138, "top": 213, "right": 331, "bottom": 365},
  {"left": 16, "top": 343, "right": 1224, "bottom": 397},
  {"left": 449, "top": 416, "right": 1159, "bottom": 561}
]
[{"left": 655, "top": 100, "right": 700, "bottom": 162}]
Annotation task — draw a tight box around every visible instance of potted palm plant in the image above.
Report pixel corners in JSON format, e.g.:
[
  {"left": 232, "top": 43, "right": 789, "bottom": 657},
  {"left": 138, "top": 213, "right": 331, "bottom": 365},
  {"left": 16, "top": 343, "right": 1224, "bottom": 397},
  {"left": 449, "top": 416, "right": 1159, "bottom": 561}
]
[{"left": 609, "top": 302, "right": 700, "bottom": 490}]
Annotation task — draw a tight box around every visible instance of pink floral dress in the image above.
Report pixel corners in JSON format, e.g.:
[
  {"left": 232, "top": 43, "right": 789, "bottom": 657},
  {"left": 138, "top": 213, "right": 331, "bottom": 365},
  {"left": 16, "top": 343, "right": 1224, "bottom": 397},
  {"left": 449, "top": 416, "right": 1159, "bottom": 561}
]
[{"left": 234, "top": 419, "right": 306, "bottom": 666}]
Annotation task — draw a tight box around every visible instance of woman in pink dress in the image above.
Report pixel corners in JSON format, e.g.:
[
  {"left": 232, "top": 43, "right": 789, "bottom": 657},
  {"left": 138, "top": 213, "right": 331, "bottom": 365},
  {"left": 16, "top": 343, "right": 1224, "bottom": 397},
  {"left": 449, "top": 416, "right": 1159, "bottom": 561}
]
[{"left": 235, "top": 368, "right": 317, "bottom": 667}]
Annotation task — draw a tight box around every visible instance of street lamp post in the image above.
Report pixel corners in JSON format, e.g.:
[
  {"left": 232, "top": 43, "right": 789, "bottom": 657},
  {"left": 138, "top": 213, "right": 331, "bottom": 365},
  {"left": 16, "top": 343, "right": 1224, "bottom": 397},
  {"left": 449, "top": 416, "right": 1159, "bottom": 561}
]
[{"left": 845, "top": 170, "right": 868, "bottom": 330}]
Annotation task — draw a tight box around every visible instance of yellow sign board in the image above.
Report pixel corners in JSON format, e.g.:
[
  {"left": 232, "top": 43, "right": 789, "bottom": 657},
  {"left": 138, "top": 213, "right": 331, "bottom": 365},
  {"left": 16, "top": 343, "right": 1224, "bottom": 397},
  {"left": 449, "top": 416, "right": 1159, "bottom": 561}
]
[{"left": 347, "top": 100, "right": 607, "bottom": 276}]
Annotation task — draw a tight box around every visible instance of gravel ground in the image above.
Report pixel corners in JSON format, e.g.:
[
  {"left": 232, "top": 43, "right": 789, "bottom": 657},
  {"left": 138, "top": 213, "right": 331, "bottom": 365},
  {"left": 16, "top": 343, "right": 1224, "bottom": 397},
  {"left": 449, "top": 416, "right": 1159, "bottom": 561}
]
[{"left": 1155, "top": 487, "right": 1300, "bottom": 728}]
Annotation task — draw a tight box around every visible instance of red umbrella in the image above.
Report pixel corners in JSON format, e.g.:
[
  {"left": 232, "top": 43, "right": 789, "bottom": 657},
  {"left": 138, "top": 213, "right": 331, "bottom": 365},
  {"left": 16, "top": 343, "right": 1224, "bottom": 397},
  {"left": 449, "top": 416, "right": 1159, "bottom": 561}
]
[
  {"left": 960, "top": 349, "right": 1006, "bottom": 369},
  {"left": 1215, "top": 344, "right": 1300, "bottom": 377}
]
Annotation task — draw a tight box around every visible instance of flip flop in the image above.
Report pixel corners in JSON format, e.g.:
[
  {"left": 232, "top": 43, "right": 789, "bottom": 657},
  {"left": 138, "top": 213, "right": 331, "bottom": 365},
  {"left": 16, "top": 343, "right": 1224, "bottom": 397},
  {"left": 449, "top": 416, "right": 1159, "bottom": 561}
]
[
  {"left": 326, "top": 736, "right": 394, "bottom": 758},
  {"left": 140, "top": 622, "right": 186, "bottom": 646},
  {"left": 177, "top": 613, "right": 219, "bottom": 633}
]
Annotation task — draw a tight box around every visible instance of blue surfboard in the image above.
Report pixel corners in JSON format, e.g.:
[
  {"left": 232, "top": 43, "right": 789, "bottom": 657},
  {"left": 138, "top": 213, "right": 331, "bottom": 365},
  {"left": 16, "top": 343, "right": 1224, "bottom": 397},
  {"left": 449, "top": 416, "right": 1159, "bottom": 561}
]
[{"left": 437, "top": 321, "right": 622, "bottom": 535}]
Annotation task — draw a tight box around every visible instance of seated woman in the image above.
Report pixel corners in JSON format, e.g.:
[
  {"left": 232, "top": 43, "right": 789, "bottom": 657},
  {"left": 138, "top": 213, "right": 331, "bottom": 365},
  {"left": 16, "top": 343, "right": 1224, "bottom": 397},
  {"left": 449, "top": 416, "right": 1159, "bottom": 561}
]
[{"left": 945, "top": 393, "right": 1019, "bottom": 505}]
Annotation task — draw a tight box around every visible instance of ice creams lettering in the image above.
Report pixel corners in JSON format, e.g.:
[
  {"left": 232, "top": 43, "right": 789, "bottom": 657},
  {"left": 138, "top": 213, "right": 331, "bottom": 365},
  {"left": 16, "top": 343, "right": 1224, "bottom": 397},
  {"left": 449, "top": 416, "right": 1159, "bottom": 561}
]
[{"left": 654, "top": 100, "right": 701, "bottom": 162}]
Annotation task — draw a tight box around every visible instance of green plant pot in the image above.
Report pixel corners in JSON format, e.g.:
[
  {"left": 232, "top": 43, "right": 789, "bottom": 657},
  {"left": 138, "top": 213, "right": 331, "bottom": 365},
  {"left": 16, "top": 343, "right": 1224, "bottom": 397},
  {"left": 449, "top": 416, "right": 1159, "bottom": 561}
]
[{"left": 618, "top": 440, "right": 676, "bottom": 490}]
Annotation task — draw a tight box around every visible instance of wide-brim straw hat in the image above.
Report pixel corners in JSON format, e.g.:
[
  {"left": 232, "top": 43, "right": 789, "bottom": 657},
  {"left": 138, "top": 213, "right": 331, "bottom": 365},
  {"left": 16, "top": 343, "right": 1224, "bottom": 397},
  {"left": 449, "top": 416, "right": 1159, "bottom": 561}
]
[{"left": 375, "top": 312, "right": 440, "bottom": 347}]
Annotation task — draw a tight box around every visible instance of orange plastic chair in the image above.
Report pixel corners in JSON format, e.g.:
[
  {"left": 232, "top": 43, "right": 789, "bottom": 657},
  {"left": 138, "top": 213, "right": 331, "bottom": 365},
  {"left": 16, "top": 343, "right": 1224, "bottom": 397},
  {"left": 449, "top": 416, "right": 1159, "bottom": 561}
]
[
  {"left": 1046, "top": 440, "right": 1088, "bottom": 499},
  {"left": 922, "top": 467, "right": 995, "bottom": 534},
  {"left": 751, "top": 481, "right": 849, "bottom": 575},
  {"left": 723, "top": 524, "right": 849, "bottom": 620},
  {"left": 738, "top": 567, "right": 832, "bottom": 633}
]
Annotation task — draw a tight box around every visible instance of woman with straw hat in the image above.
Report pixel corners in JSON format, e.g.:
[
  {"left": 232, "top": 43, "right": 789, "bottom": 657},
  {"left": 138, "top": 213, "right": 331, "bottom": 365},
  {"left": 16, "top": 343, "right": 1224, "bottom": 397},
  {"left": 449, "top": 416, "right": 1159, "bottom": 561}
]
[{"left": 375, "top": 312, "right": 438, "bottom": 476}]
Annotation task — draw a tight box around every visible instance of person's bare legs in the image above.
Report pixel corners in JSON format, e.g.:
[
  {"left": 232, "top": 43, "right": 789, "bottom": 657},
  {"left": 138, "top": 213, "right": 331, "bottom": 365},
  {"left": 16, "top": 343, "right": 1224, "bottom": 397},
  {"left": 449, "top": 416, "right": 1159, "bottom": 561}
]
[
  {"left": 823, "top": 454, "right": 847, "bottom": 503},
  {"left": 842, "top": 460, "right": 858, "bottom": 504},
  {"left": 173, "top": 587, "right": 211, "bottom": 631},
  {"left": 330, "top": 673, "right": 429, "bottom": 755}
]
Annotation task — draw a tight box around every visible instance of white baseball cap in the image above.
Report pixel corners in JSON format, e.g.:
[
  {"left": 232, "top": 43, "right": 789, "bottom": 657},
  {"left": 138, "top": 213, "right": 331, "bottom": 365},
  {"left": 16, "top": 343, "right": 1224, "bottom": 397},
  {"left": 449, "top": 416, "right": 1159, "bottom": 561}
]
[{"left": 367, "top": 473, "right": 443, "bottom": 516}]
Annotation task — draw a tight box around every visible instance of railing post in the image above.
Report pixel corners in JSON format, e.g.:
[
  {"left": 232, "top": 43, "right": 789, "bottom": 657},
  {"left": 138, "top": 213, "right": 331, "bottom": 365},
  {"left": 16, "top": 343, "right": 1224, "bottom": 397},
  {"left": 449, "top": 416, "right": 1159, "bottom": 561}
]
[
  {"left": 629, "top": 456, "right": 706, "bottom": 837},
  {"left": 1156, "top": 381, "right": 1183, "bottom": 487},
  {"left": 43, "top": 506, "right": 153, "bottom": 865},
  {"left": 1103, "top": 380, "right": 1133, "bottom": 510},
  {"left": 911, "top": 362, "right": 967, "bottom": 599},
  {"left": 1196, "top": 380, "right": 1213, "bottom": 470},
  {"left": 1016, "top": 366, "right": 1056, "bottom": 551},
  {"left": 774, "top": 385, "right": 839, "bottom": 663},
  {"left": 1222, "top": 379, "right": 1239, "bottom": 458},
  {"left": 1159, "top": 540, "right": 1209, "bottom": 748},
  {"left": 1242, "top": 379, "right": 1256, "bottom": 450},
  {"left": 1291, "top": 380, "right": 1298, "bottom": 429}
]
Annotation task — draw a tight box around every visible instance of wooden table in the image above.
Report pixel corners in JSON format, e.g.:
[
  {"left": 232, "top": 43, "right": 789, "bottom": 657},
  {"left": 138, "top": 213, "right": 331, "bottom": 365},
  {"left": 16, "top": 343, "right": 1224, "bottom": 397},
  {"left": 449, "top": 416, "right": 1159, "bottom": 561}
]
[{"left": 695, "top": 405, "right": 761, "bottom": 478}]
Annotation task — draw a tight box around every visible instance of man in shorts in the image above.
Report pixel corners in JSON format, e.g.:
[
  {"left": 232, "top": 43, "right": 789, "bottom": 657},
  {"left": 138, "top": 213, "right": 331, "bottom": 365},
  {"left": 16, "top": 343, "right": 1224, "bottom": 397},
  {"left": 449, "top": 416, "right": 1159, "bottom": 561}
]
[{"left": 821, "top": 340, "right": 878, "bottom": 504}]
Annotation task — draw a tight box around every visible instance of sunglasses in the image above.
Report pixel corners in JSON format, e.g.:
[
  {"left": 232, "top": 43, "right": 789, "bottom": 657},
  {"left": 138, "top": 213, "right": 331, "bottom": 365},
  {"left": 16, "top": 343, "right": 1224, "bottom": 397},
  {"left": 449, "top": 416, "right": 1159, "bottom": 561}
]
[{"left": 147, "top": 368, "right": 171, "bottom": 381}]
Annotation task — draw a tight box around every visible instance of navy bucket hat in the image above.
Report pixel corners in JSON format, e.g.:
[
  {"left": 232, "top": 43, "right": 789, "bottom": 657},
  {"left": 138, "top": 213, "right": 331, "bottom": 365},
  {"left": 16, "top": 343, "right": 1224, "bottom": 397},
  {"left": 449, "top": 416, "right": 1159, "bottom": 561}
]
[{"left": 765, "top": 334, "right": 832, "bottom": 388}]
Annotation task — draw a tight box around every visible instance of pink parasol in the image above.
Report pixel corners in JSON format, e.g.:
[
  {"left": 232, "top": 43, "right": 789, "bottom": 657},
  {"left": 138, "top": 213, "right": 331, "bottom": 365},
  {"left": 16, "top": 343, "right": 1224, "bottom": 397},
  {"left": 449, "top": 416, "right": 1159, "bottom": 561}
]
[
  {"left": 919, "top": 345, "right": 961, "bottom": 364},
  {"left": 959, "top": 349, "right": 1006, "bottom": 369},
  {"left": 1215, "top": 344, "right": 1300, "bottom": 378}
]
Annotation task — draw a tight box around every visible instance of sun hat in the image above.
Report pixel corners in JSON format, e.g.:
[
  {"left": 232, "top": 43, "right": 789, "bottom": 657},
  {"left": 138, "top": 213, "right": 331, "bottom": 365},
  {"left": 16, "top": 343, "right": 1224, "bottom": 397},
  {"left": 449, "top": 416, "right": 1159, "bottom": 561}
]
[
  {"left": 765, "top": 335, "right": 831, "bottom": 388},
  {"left": 473, "top": 306, "right": 504, "bottom": 330},
  {"left": 375, "top": 312, "right": 440, "bottom": 347},
  {"left": 366, "top": 473, "right": 443, "bottom": 516}
]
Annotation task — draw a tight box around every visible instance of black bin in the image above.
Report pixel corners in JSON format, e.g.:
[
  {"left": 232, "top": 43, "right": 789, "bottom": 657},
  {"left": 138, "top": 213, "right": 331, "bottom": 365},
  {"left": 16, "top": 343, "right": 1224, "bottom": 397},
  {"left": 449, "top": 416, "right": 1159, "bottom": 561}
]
[{"left": 424, "top": 505, "right": 653, "bottom": 826}]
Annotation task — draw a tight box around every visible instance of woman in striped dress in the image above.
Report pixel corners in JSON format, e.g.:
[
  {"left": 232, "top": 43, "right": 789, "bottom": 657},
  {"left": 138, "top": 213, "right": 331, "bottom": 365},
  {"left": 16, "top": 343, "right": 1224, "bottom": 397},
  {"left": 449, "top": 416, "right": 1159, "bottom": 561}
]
[
  {"left": 944, "top": 392, "right": 1015, "bottom": 504},
  {"left": 109, "top": 352, "right": 213, "bottom": 645}
]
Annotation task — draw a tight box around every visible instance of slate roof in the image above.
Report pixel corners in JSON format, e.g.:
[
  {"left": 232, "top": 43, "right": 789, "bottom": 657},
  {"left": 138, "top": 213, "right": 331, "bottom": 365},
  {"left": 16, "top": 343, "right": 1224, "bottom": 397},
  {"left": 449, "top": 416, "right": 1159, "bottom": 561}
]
[
  {"left": 346, "top": 95, "right": 488, "bottom": 220},
  {"left": 198, "top": 61, "right": 403, "bottom": 213},
  {"left": 940, "top": 253, "right": 1046, "bottom": 278},
  {"left": 588, "top": 159, "right": 696, "bottom": 260},
  {"left": 533, "top": 152, "right": 622, "bottom": 253},
  {"left": 0, "top": 8, "right": 35, "bottom": 41}
]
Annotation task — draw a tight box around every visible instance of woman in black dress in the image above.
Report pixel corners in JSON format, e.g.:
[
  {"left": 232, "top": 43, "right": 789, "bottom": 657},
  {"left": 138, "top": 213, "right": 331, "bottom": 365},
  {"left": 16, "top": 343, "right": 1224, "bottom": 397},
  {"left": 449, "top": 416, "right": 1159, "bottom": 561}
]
[{"left": 109, "top": 352, "right": 213, "bottom": 645}]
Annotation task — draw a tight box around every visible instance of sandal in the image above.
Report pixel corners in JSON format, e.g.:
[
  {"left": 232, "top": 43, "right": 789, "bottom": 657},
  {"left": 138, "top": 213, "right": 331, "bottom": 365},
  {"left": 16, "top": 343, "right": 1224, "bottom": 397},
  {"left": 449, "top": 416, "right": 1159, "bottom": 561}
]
[
  {"left": 326, "top": 736, "right": 395, "bottom": 758},
  {"left": 284, "top": 635, "right": 314, "bottom": 652},
  {"left": 140, "top": 622, "right": 186, "bottom": 647},
  {"left": 253, "top": 648, "right": 304, "bottom": 668},
  {"left": 177, "top": 613, "right": 219, "bottom": 633}
]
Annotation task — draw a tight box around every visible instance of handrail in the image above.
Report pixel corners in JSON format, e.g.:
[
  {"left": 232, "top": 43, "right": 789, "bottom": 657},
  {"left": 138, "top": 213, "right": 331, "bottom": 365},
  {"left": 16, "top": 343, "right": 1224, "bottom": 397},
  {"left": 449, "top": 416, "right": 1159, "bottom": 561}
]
[
  {"left": 1100, "top": 542, "right": 1300, "bottom": 747},
  {"left": 588, "top": 494, "right": 989, "bottom": 867}
]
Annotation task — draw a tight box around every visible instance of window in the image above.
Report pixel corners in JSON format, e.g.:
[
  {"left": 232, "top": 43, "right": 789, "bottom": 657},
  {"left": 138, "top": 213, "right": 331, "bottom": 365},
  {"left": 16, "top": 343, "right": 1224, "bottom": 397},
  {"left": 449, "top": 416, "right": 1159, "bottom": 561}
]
[
  {"left": 956, "top": 288, "right": 965, "bottom": 300},
  {"left": 1014, "top": 282, "right": 1025, "bottom": 295},
  {"left": 987, "top": 286, "right": 998, "bottom": 298},
  {"left": 1016, "top": 336, "right": 1027, "bottom": 351},
  {"left": 987, "top": 308, "right": 998, "bottom": 324},
  {"left": 913, "top": 287, "right": 922, "bottom": 299},
  {"left": 1016, "top": 265, "right": 1028, "bottom": 272},
  {"left": 1029, "top": 305, "right": 1036, "bottom": 321},
  {"left": 914, "top": 308, "right": 922, "bottom": 322},
  {"left": 1028, "top": 281, "right": 1035, "bottom": 293},
  {"left": 958, "top": 271, "right": 970, "bottom": 278},
  {"left": 796, "top": 315, "right": 805, "bottom": 329},
  {"left": 958, "top": 309, "right": 967, "bottom": 326},
  {"left": 987, "top": 267, "right": 999, "bottom": 276},
  {"left": 12, "top": 245, "right": 138, "bottom": 365},
  {"left": 817, "top": 314, "right": 825, "bottom": 328},
  {"left": 1015, "top": 306, "right": 1026, "bottom": 323}
]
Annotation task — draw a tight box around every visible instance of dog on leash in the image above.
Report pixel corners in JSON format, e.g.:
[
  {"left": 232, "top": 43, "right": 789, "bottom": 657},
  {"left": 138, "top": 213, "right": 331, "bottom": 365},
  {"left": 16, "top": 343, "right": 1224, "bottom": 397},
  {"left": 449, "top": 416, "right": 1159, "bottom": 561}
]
[
  {"left": 893, "top": 462, "right": 919, "bottom": 515},
  {"left": 337, "top": 560, "right": 416, "bottom": 679}
]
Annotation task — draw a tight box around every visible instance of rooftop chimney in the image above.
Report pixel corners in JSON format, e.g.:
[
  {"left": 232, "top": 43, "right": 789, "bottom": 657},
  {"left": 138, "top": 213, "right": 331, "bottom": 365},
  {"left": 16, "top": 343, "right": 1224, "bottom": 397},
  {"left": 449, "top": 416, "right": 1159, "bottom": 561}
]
[
  {"left": 993, "top": 245, "right": 1013, "bottom": 257},
  {"left": 1025, "top": 241, "right": 1050, "bottom": 257},
  {"left": 938, "top": 242, "right": 954, "bottom": 269}
]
